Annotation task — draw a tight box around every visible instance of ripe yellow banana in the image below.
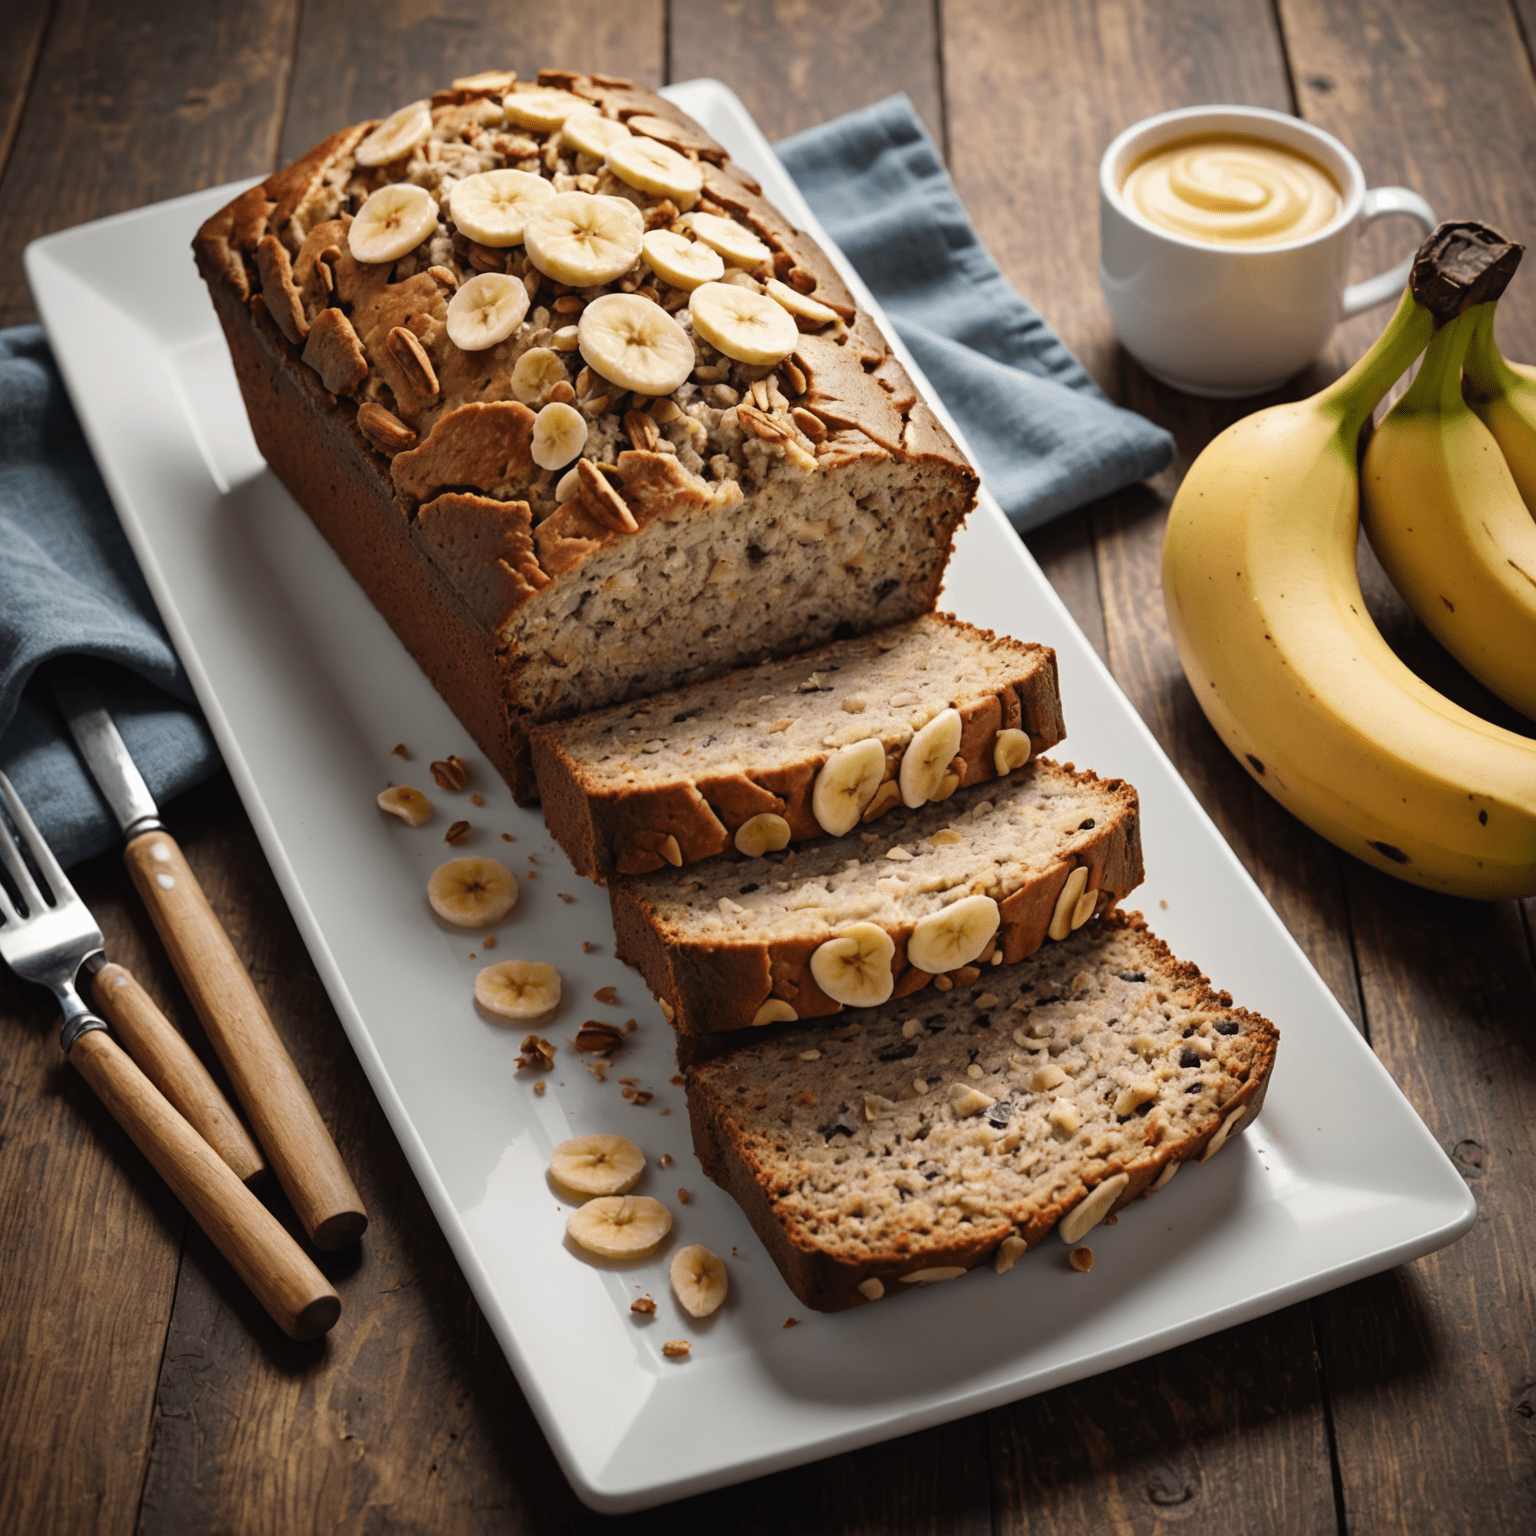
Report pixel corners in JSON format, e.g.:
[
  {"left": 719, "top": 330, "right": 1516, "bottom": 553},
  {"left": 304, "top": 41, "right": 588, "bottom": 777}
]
[
  {"left": 1362, "top": 303, "right": 1536, "bottom": 720},
  {"left": 1162, "top": 223, "right": 1536, "bottom": 899},
  {"left": 1462, "top": 301, "right": 1536, "bottom": 514}
]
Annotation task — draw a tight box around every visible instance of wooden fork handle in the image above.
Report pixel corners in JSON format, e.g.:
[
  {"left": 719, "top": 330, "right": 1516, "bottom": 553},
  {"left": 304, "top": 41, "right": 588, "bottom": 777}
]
[
  {"left": 124, "top": 830, "right": 367, "bottom": 1251},
  {"left": 69, "top": 1028, "right": 340, "bottom": 1341},
  {"left": 90, "top": 961, "right": 265, "bottom": 1186}
]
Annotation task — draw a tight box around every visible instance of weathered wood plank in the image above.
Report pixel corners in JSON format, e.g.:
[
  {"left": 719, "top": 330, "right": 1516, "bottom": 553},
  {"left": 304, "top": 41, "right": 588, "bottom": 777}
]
[
  {"left": 0, "top": 1, "right": 54, "bottom": 187},
  {"left": 1273, "top": 1, "right": 1536, "bottom": 1525},
  {"left": 0, "top": 0, "right": 299, "bottom": 327},
  {"left": 669, "top": 0, "right": 945, "bottom": 147},
  {"left": 279, "top": 0, "right": 665, "bottom": 165}
]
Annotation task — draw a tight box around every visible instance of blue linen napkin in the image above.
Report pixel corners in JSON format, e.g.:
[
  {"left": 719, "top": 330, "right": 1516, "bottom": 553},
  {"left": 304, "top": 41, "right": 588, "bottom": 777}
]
[
  {"left": 0, "top": 325, "right": 219, "bottom": 869},
  {"left": 776, "top": 94, "right": 1174, "bottom": 526}
]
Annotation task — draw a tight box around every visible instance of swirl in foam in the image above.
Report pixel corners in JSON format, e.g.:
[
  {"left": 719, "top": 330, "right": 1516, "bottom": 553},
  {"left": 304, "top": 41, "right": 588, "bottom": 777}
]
[{"left": 1121, "top": 133, "right": 1341, "bottom": 247}]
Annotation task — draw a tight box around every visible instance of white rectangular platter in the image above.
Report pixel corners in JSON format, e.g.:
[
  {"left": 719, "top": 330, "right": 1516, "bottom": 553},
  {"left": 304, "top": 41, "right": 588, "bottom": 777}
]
[{"left": 27, "top": 78, "right": 1475, "bottom": 1513}]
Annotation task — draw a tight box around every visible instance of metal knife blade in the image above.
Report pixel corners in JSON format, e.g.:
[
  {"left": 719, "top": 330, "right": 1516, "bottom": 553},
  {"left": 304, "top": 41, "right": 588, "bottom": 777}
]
[{"left": 49, "top": 669, "right": 163, "bottom": 840}]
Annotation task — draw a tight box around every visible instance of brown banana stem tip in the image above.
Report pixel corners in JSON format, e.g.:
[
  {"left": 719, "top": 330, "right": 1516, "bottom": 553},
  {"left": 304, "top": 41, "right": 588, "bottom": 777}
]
[{"left": 1410, "top": 221, "right": 1524, "bottom": 324}]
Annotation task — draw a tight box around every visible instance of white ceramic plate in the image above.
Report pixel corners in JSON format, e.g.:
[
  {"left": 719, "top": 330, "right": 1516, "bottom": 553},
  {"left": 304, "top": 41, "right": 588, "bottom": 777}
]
[{"left": 27, "top": 79, "right": 1474, "bottom": 1513}]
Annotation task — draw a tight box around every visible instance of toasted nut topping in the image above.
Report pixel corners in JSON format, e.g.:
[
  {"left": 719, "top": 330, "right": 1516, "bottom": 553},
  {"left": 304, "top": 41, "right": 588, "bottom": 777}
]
[
  {"left": 444, "top": 819, "right": 470, "bottom": 844},
  {"left": 783, "top": 358, "right": 808, "bottom": 396},
  {"left": 623, "top": 408, "right": 661, "bottom": 451},
  {"left": 1070, "top": 1247, "right": 1095, "bottom": 1273},
  {"left": 575, "top": 1021, "right": 625, "bottom": 1053},
  {"left": 378, "top": 785, "right": 432, "bottom": 825},
  {"left": 658, "top": 1153, "right": 674, "bottom": 1168},
  {"left": 594, "top": 985, "right": 618, "bottom": 1003},
  {"left": 661, "top": 1339, "right": 691, "bottom": 1359},
  {"left": 386, "top": 324, "right": 439, "bottom": 400},
  {"left": 357, "top": 401, "right": 418, "bottom": 454},
  {"left": 677, "top": 1188, "right": 692, "bottom": 1203},
  {"left": 856, "top": 1277, "right": 884, "bottom": 1300},
  {"left": 431, "top": 755, "right": 470, "bottom": 791},
  {"left": 752, "top": 998, "right": 797, "bottom": 1026},
  {"left": 1059, "top": 1173, "right": 1130, "bottom": 1245},
  {"left": 515, "top": 1034, "right": 557, "bottom": 1070},
  {"left": 994, "top": 1234, "right": 1027, "bottom": 1274},
  {"left": 390, "top": 742, "right": 410, "bottom": 758},
  {"left": 899, "top": 1266, "right": 967, "bottom": 1284},
  {"left": 631, "top": 1295, "right": 657, "bottom": 1315}
]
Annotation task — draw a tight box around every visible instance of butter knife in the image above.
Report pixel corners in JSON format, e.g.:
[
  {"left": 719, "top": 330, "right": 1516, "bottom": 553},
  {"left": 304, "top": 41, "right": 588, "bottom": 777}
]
[{"left": 53, "top": 671, "right": 367, "bottom": 1250}]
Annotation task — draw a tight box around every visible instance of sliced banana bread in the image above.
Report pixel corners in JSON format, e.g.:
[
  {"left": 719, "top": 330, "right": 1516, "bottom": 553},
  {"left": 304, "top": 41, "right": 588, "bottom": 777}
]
[
  {"left": 686, "top": 911, "right": 1278, "bottom": 1311},
  {"left": 530, "top": 614, "right": 1065, "bottom": 879},
  {"left": 193, "top": 69, "right": 977, "bottom": 802},
  {"left": 611, "top": 759, "right": 1142, "bottom": 1037}
]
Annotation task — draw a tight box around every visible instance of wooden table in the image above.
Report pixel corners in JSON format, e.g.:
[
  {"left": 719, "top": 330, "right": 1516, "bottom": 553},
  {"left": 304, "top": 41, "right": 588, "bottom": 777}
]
[{"left": 3, "top": 2, "right": 1532, "bottom": 1529}]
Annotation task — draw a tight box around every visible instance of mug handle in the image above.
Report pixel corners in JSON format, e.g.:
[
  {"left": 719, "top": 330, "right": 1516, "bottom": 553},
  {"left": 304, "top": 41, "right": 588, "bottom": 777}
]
[{"left": 1341, "top": 187, "right": 1438, "bottom": 317}]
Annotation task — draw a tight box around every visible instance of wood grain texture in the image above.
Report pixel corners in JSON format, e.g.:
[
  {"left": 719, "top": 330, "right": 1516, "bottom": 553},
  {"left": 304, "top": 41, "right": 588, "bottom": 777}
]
[
  {"left": 123, "top": 829, "right": 366, "bottom": 1250},
  {"left": 0, "top": 1, "right": 53, "bottom": 186},
  {"left": 90, "top": 960, "right": 265, "bottom": 1184},
  {"left": 0, "top": 0, "right": 299, "bottom": 326},
  {"left": 669, "top": 0, "right": 946, "bottom": 147},
  {"left": 279, "top": 0, "right": 665, "bottom": 165}
]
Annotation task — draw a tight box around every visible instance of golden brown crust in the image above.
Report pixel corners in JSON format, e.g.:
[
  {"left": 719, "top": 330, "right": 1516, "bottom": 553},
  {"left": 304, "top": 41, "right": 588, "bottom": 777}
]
[
  {"left": 609, "top": 763, "right": 1144, "bottom": 1035},
  {"left": 685, "top": 911, "right": 1281, "bottom": 1311},
  {"left": 531, "top": 617, "right": 1065, "bottom": 881}
]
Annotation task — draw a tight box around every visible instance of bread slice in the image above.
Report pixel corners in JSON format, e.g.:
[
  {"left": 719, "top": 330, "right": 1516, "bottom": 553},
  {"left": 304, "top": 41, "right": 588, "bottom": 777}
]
[
  {"left": 530, "top": 614, "right": 1065, "bottom": 880},
  {"left": 611, "top": 759, "right": 1143, "bottom": 1037},
  {"left": 685, "top": 911, "right": 1277, "bottom": 1311},
  {"left": 192, "top": 70, "right": 977, "bottom": 802}
]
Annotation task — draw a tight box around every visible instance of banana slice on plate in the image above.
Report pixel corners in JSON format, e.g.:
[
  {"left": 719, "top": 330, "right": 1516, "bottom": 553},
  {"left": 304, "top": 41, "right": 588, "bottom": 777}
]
[
  {"left": 566, "top": 1195, "right": 672, "bottom": 1259},
  {"left": 811, "top": 737, "right": 886, "bottom": 835},
  {"left": 355, "top": 100, "right": 432, "bottom": 167},
  {"left": 448, "top": 169, "right": 554, "bottom": 247},
  {"left": 765, "top": 277, "right": 840, "bottom": 328},
  {"left": 475, "top": 959, "right": 561, "bottom": 1018},
  {"left": 377, "top": 785, "right": 432, "bottom": 826},
  {"left": 446, "top": 272, "right": 529, "bottom": 351},
  {"left": 642, "top": 229, "right": 724, "bottom": 291},
  {"left": 578, "top": 293, "right": 695, "bottom": 395},
  {"left": 810, "top": 921, "right": 895, "bottom": 1008},
  {"left": 427, "top": 855, "right": 518, "bottom": 926},
  {"left": 550, "top": 1134, "right": 646, "bottom": 1197},
  {"left": 531, "top": 401, "right": 588, "bottom": 470},
  {"left": 524, "top": 191, "right": 644, "bottom": 287},
  {"left": 683, "top": 211, "right": 772, "bottom": 268},
  {"left": 348, "top": 183, "right": 439, "bottom": 264},
  {"left": 562, "top": 112, "right": 631, "bottom": 158},
  {"left": 503, "top": 87, "right": 599, "bottom": 133},
  {"left": 907, "top": 894, "right": 1001, "bottom": 974},
  {"left": 510, "top": 345, "right": 569, "bottom": 404},
  {"left": 899, "top": 707, "right": 963, "bottom": 808},
  {"left": 670, "top": 1245, "right": 728, "bottom": 1317},
  {"left": 689, "top": 282, "right": 799, "bottom": 366},
  {"left": 606, "top": 136, "right": 702, "bottom": 209}
]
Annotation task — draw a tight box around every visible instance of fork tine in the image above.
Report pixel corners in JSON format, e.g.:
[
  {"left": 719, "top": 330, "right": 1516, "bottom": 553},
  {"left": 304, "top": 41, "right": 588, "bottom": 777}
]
[{"left": 0, "top": 770, "right": 63, "bottom": 916}]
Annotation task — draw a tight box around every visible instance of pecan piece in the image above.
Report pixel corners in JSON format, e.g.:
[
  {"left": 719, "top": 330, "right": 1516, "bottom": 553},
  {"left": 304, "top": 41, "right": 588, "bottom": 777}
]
[
  {"left": 574, "top": 1021, "right": 625, "bottom": 1053},
  {"left": 387, "top": 325, "right": 439, "bottom": 402},
  {"left": 576, "top": 457, "right": 639, "bottom": 534},
  {"left": 623, "top": 409, "right": 660, "bottom": 453},
  {"left": 356, "top": 401, "right": 417, "bottom": 455},
  {"left": 430, "top": 754, "right": 469, "bottom": 791},
  {"left": 737, "top": 403, "right": 790, "bottom": 443}
]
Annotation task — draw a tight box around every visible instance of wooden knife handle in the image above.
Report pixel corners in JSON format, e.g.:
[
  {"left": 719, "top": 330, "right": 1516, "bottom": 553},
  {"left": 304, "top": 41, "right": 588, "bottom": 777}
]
[
  {"left": 69, "top": 1028, "right": 340, "bottom": 1341},
  {"left": 90, "top": 961, "right": 265, "bottom": 1186},
  {"left": 124, "top": 830, "right": 367, "bottom": 1250}
]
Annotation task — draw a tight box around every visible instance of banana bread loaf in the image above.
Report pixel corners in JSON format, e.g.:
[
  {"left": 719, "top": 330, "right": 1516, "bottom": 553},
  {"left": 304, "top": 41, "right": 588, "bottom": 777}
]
[
  {"left": 611, "top": 759, "right": 1143, "bottom": 1037},
  {"left": 531, "top": 613, "right": 1064, "bottom": 879},
  {"left": 686, "top": 911, "right": 1278, "bottom": 1311},
  {"left": 193, "top": 68, "right": 977, "bottom": 801}
]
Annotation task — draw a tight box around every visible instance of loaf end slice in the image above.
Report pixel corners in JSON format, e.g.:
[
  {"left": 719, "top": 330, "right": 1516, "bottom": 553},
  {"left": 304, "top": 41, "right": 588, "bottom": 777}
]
[
  {"left": 686, "top": 911, "right": 1278, "bottom": 1312},
  {"left": 611, "top": 759, "right": 1143, "bottom": 1036},
  {"left": 531, "top": 614, "right": 1065, "bottom": 880}
]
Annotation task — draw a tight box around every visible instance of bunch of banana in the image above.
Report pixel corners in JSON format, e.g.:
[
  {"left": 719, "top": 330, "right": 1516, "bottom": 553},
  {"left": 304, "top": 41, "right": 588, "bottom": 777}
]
[
  {"left": 1162, "top": 222, "right": 1536, "bottom": 899},
  {"left": 1362, "top": 297, "right": 1536, "bottom": 719}
]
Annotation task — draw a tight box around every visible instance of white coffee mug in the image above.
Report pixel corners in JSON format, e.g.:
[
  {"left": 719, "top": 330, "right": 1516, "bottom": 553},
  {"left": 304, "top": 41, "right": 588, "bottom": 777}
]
[{"left": 1099, "top": 105, "right": 1436, "bottom": 397}]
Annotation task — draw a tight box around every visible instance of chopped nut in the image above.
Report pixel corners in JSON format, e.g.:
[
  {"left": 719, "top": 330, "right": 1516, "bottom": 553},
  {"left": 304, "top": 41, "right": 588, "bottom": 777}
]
[
  {"left": 668, "top": 1073, "right": 683, "bottom": 1085},
  {"left": 430, "top": 755, "right": 469, "bottom": 792},
  {"left": 929, "top": 828, "right": 963, "bottom": 846},
  {"left": 594, "top": 986, "right": 619, "bottom": 1004},
  {"left": 390, "top": 742, "right": 411, "bottom": 759},
  {"left": 934, "top": 975, "right": 954, "bottom": 992},
  {"left": 502, "top": 833, "right": 516, "bottom": 842},
  {"left": 532, "top": 1079, "right": 547, "bottom": 1095},
  {"left": 994, "top": 1234, "right": 1028, "bottom": 1274},
  {"left": 661, "top": 1339, "right": 691, "bottom": 1359},
  {"left": 557, "top": 892, "right": 574, "bottom": 903},
  {"left": 516, "top": 1035, "right": 557, "bottom": 1071},
  {"left": 631, "top": 1295, "right": 657, "bottom": 1315},
  {"left": 470, "top": 793, "right": 484, "bottom": 806},
  {"left": 782, "top": 1317, "right": 800, "bottom": 1329},
  {"left": 856, "top": 1277, "right": 884, "bottom": 1301},
  {"left": 953, "top": 965, "right": 982, "bottom": 986},
  {"left": 582, "top": 940, "right": 597, "bottom": 952},
  {"left": 677, "top": 1188, "right": 692, "bottom": 1203},
  {"left": 482, "top": 934, "right": 497, "bottom": 948},
  {"left": 444, "top": 819, "right": 470, "bottom": 844},
  {"left": 1070, "top": 1246, "right": 1095, "bottom": 1273},
  {"left": 659, "top": 1153, "right": 674, "bottom": 1168},
  {"left": 574, "top": 1021, "right": 625, "bottom": 1053},
  {"left": 975, "top": 992, "right": 1000, "bottom": 1008}
]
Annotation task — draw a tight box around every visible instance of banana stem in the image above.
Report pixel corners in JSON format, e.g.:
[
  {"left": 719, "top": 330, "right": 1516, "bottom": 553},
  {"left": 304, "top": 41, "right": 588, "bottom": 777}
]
[
  {"left": 1316, "top": 288, "right": 1434, "bottom": 439},
  {"left": 1460, "top": 302, "right": 1519, "bottom": 405},
  {"left": 1396, "top": 308, "right": 1477, "bottom": 417}
]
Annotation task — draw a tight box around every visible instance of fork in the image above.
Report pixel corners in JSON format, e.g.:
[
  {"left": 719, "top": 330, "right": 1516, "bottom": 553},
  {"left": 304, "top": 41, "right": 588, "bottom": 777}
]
[{"left": 0, "top": 771, "right": 340, "bottom": 1341}]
